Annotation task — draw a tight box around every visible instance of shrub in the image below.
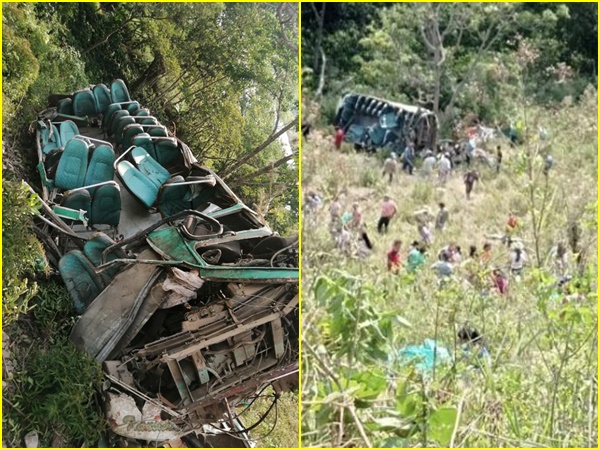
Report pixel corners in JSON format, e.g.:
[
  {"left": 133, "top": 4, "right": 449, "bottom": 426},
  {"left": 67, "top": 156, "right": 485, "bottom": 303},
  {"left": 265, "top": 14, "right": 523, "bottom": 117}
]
[{"left": 2, "top": 181, "right": 44, "bottom": 325}]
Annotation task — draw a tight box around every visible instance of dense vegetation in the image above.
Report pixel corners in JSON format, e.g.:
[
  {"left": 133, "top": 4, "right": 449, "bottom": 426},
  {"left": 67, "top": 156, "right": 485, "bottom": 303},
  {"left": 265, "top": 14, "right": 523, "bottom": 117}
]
[
  {"left": 2, "top": 2, "right": 297, "bottom": 447},
  {"left": 302, "top": 2, "right": 597, "bottom": 132},
  {"left": 301, "top": 2, "right": 597, "bottom": 448}
]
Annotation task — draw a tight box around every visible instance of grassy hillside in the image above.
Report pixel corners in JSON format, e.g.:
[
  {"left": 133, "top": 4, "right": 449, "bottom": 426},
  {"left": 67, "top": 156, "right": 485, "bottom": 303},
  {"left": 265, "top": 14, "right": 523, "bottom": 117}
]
[{"left": 301, "top": 88, "right": 597, "bottom": 447}]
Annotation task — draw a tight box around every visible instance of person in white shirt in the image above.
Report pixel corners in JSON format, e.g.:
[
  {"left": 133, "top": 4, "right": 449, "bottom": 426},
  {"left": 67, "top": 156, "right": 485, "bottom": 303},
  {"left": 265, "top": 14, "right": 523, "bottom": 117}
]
[
  {"left": 422, "top": 150, "right": 436, "bottom": 177},
  {"left": 438, "top": 153, "right": 452, "bottom": 184},
  {"left": 509, "top": 246, "right": 527, "bottom": 276}
]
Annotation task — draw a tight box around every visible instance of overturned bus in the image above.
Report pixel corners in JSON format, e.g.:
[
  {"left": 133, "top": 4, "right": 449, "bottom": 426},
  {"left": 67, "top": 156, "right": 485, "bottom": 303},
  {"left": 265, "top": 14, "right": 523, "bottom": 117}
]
[
  {"left": 334, "top": 93, "right": 438, "bottom": 152},
  {"left": 30, "top": 79, "right": 298, "bottom": 446}
]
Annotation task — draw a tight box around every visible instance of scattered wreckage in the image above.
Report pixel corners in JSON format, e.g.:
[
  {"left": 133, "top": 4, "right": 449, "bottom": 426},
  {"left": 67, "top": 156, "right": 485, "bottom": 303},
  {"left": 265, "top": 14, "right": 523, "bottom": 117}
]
[
  {"left": 31, "top": 79, "right": 298, "bottom": 446},
  {"left": 334, "top": 93, "right": 438, "bottom": 152}
]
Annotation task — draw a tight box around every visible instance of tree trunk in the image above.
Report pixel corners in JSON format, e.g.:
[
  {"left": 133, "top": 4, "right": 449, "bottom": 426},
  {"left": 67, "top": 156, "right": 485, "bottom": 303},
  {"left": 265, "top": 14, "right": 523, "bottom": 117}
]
[{"left": 130, "top": 51, "right": 167, "bottom": 94}]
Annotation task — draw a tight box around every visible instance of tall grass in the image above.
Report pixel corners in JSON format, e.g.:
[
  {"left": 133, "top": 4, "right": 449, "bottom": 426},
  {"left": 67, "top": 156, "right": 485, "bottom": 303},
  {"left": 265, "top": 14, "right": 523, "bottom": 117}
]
[{"left": 301, "top": 88, "right": 597, "bottom": 447}]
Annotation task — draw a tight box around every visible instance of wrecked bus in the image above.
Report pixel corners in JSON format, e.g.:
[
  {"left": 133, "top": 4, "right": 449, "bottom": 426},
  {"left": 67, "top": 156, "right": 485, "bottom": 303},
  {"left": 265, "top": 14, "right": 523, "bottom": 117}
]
[
  {"left": 334, "top": 93, "right": 438, "bottom": 152},
  {"left": 31, "top": 80, "right": 298, "bottom": 446}
]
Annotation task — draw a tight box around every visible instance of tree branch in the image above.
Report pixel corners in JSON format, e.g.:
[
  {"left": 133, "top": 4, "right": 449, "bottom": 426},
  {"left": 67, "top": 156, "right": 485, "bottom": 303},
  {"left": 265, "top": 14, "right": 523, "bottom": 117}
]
[
  {"left": 220, "top": 116, "right": 297, "bottom": 179},
  {"left": 229, "top": 151, "right": 297, "bottom": 188}
]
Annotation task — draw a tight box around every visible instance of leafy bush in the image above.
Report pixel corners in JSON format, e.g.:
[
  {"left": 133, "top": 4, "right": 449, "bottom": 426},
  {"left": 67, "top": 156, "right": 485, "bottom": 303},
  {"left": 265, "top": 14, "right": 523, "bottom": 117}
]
[
  {"left": 4, "top": 338, "right": 105, "bottom": 447},
  {"left": 2, "top": 181, "right": 44, "bottom": 325}
]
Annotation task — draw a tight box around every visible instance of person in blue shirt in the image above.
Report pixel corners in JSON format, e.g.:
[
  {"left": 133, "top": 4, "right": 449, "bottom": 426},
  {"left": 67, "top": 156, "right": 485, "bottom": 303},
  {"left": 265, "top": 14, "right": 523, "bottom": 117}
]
[{"left": 401, "top": 142, "right": 415, "bottom": 175}]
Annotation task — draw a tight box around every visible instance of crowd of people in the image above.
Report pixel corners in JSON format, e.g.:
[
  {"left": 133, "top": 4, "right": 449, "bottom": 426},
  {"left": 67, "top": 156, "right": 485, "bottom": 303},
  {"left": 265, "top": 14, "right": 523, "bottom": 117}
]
[{"left": 303, "top": 126, "right": 571, "bottom": 301}]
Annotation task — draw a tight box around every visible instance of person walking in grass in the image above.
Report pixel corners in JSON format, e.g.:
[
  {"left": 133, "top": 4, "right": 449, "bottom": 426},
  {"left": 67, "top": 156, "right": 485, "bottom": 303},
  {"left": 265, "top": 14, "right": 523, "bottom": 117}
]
[
  {"left": 431, "top": 251, "right": 454, "bottom": 278},
  {"left": 382, "top": 153, "right": 399, "bottom": 183},
  {"left": 421, "top": 149, "right": 436, "bottom": 177},
  {"left": 435, "top": 202, "right": 449, "bottom": 231},
  {"left": 407, "top": 241, "right": 426, "bottom": 273},
  {"left": 438, "top": 153, "right": 452, "bottom": 184},
  {"left": 418, "top": 221, "right": 432, "bottom": 245},
  {"left": 401, "top": 142, "right": 416, "bottom": 175},
  {"left": 464, "top": 170, "right": 479, "bottom": 200},
  {"left": 350, "top": 203, "right": 363, "bottom": 229},
  {"left": 481, "top": 242, "right": 493, "bottom": 265},
  {"left": 387, "top": 239, "right": 403, "bottom": 272},
  {"left": 378, "top": 195, "right": 397, "bottom": 234},
  {"left": 543, "top": 153, "right": 554, "bottom": 177},
  {"left": 509, "top": 245, "right": 527, "bottom": 278},
  {"left": 495, "top": 145, "right": 503, "bottom": 174}
]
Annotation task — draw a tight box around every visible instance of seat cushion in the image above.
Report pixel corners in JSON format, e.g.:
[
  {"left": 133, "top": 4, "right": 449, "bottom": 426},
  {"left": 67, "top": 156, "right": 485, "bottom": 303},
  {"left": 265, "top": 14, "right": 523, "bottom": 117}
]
[
  {"left": 102, "top": 104, "right": 122, "bottom": 131},
  {"left": 55, "top": 139, "right": 89, "bottom": 190},
  {"left": 73, "top": 89, "right": 97, "bottom": 117},
  {"left": 57, "top": 98, "right": 74, "bottom": 115},
  {"left": 84, "top": 145, "right": 115, "bottom": 188},
  {"left": 90, "top": 184, "right": 121, "bottom": 228},
  {"left": 110, "top": 79, "right": 131, "bottom": 103},
  {"left": 109, "top": 110, "right": 130, "bottom": 137},
  {"left": 59, "top": 250, "right": 105, "bottom": 314},
  {"left": 117, "top": 160, "right": 158, "bottom": 209},
  {"left": 125, "top": 101, "right": 140, "bottom": 113},
  {"left": 41, "top": 124, "right": 62, "bottom": 154},
  {"left": 61, "top": 189, "right": 91, "bottom": 220},
  {"left": 154, "top": 139, "right": 180, "bottom": 166},
  {"left": 122, "top": 124, "right": 145, "bottom": 150},
  {"left": 115, "top": 116, "right": 136, "bottom": 145},
  {"left": 157, "top": 175, "right": 191, "bottom": 218},
  {"left": 132, "top": 134, "right": 157, "bottom": 160},
  {"left": 83, "top": 232, "right": 126, "bottom": 282},
  {"left": 59, "top": 120, "right": 79, "bottom": 145},
  {"left": 131, "top": 146, "right": 170, "bottom": 188},
  {"left": 93, "top": 84, "right": 112, "bottom": 115}
]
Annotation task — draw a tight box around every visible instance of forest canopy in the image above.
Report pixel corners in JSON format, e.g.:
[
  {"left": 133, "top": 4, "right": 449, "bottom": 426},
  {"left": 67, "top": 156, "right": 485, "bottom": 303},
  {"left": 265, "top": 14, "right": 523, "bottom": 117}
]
[{"left": 302, "top": 2, "right": 597, "bottom": 131}]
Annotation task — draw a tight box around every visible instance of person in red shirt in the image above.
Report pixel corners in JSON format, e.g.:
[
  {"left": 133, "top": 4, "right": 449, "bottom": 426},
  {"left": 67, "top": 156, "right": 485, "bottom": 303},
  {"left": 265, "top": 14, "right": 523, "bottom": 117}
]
[
  {"left": 387, "top": 239, "right": 403, "bottom": 272},
  {"left": 334, "top": 128, "right": 345, "bottom": 150},
  {"left": 503, "top": 212, "right": 519, "bottom": 246},
  {"left": 492, "top": 268, "right": 509, "bottom": 294}
]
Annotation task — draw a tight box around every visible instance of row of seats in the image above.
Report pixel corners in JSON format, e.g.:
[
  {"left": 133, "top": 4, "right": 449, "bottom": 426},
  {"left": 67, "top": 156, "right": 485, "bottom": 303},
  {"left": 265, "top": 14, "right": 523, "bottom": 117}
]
[
  {"left": 51, "top": 136, "right": 121, "bottom": 228},
  {"left": 57, "top": 79, "right": 132, "bottom": 117},
  {"left": 59, "top": 183, "right": 121, "bottom": 228},
  {"left": 59, "top": 233, "right": 126, "bottom": 313},
  {"left": 54, "top": 138, "right": 115, "bottom": 191},
  {"left": 116, "top": 146, "right": 215, "bottom": 218}
]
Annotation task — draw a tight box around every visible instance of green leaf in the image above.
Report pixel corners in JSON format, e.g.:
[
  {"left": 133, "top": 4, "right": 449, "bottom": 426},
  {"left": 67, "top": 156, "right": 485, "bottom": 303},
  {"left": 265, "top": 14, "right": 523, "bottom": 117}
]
[{"left": 427, "top": 406, "right": 458, "bottom": 446}]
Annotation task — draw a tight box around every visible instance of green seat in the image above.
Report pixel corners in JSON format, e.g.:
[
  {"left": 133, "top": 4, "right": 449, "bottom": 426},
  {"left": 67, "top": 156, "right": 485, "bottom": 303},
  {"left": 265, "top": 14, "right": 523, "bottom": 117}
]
[
  {"left": 154, "top": 138, "right": 180, "bottom": 166},
  {"left": 84, "top": 145, "right": 115, "bottom": 189},
  {"left": 131, "top": 146, "right": 170, "bottom": 188},
  {"left": 110, "top": 110, "right": 130, "bottom": 137},
  {"left": 61, "top": 189, "right": 91, "bottom": 221},
  {"left": 114, "top": 116, "right": 136, "bottom": 145},
  {"left": 59, "top": 250, "right": 105, "bottom": 314},
  {"left": 73, "top": 89, "right": 97, "bottom": 117},
  {"left": 132, "top": 134, "right": 157, "bottom": 160},
  {"left": 125, "top": 101, "right": 140, "bottom": 113},
  {"left": 57, "top": 98, "right": 74, "bottom": 115},
  {"left": 117, "top": 160, "right": 158, "bottom": 209},
  {"left": 122, "top": 124, "right": 145, "bottom": 149},
  {"left": 41, "top": 124, "right": 62, "bottom": 154},
  {"left": 133, "top": 108, "right": 150, "bottom": 117},
  {"left": 157, "top": 176, "right": 191, "bottom": 218},
  {"left": 148, "top": 126, "right": 168, "bottom": 137},
  {"left": 103, "top": 104, "right": 122, "bottom": 131},
  {"left": 55, "top": 139, "right": 89, "bottom": 190},
  {"left": 93, "top": 84, "right": 112, "bottom": 115},
  {"left": 83, "top": 233, "right": 126, "bottom": 282},
  {"left": 90, "top": 184, "right": 121, "bottom": 228},
  {"left": 110, "top": 79, "right": 131, "bottom": 103},
  {"left": 59, "top": 120, "right": 79, "bottom": 145},
  {"left": 140, "top": 117, "right": 159, "bottom": 126}
]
